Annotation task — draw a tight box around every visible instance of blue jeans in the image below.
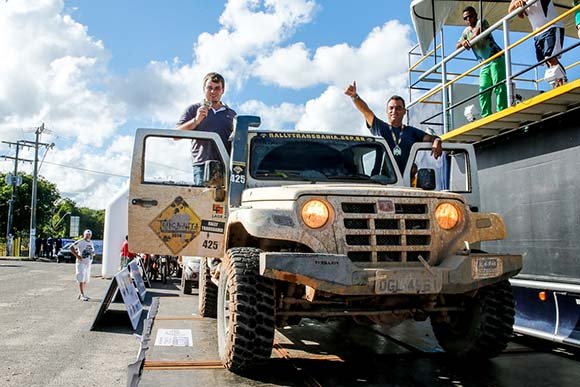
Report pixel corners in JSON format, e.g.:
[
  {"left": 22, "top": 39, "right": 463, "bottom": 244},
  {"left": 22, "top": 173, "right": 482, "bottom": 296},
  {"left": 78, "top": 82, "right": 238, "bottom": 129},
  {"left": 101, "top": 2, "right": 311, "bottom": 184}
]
[{"left": 193, "top": 165, "right": 204, "bottom": 186}]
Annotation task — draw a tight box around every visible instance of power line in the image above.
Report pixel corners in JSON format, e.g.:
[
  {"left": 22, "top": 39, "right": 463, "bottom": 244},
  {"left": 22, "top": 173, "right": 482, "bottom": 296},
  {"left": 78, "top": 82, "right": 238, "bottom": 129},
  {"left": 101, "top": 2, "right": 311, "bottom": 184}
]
[{"left": 42, "top": 161, "right": 129, "bottom": 178}]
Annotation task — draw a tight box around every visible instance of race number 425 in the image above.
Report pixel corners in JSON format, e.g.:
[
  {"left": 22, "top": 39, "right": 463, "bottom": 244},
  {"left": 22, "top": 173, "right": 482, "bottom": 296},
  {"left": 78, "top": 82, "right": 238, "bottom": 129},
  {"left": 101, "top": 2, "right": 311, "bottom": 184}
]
[
  {"left": 230, "top": 174, "right": 245, "bottom": 184},
  {"left": 203, "top": 240, "right": 219, "bottom": 250}
]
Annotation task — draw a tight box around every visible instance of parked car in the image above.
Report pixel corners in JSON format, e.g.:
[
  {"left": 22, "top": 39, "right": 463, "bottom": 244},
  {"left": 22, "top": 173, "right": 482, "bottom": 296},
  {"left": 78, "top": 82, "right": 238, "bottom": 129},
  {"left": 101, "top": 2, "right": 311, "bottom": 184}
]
[
  {"left": 181, "top": 256, "right": 200, "bottom": 294},
  {"left": 56, "top": 242, "right": 75, "bottom": 263}
]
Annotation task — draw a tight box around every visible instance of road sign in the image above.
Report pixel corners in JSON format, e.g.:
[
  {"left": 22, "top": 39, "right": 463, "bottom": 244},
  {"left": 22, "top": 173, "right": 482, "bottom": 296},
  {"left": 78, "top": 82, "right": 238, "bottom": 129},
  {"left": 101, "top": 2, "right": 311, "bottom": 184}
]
[{"left": 70, "top": 216, "right": 80, "bottom": 237}]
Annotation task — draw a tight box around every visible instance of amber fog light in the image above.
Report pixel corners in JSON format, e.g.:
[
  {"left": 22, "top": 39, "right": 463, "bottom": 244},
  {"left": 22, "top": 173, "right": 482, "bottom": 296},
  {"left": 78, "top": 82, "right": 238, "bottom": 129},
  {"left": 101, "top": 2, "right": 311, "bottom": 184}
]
[
  {"left": 301, "top": 199, "right": 330, "bottom": 229},
  {"left": 435, "top": 203, "right": 461, "bottom": 230}
]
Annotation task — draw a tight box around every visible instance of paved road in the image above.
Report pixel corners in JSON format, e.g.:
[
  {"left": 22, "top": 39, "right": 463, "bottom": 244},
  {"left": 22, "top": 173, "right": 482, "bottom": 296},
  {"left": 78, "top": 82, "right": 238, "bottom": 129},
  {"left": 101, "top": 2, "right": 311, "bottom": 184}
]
[
  {"left": 0, "top": 259, "right": 141, "bottom": 387},
  {"left": 3, "top": 259, "right": 580, "bottom": 387}
]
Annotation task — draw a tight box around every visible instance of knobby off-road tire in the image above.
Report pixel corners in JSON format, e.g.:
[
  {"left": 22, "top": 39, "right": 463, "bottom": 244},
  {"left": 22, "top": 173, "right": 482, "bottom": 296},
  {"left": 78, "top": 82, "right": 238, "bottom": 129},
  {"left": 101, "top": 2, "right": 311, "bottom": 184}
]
[
  {"left": 431, "top": 280, "right": 515, "bottom": 358},
  {"left": 198, "top": 257, "right": 217, "bottom": 318},
  {"left": 217, "top": 248, "right": 275, "bottom": 374}
]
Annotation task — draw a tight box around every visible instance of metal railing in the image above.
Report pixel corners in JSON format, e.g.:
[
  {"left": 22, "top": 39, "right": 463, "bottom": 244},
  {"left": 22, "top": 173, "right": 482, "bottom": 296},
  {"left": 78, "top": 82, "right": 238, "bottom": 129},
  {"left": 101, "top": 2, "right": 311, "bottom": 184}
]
[{"left": 407, "top": 0, "right": 580, "bottom": 133}]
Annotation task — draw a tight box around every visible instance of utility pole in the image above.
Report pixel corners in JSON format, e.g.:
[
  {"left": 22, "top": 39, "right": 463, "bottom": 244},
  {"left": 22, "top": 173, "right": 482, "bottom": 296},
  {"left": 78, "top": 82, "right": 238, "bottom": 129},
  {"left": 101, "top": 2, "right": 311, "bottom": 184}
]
[
  {"left": 2, "top": 124, "right": 52, "bottom": 258},
  {"left": 1, "top": 141, "right": 33, "bottom": 255},
  {"left": 28, "top": 123, "right": 45, "bottom": 259}
]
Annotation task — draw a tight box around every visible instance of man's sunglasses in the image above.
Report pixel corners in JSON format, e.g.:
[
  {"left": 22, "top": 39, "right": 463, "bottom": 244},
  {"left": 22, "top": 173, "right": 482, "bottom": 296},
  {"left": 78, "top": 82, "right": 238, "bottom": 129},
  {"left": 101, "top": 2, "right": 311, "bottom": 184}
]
[{"left": 463, "top": 14, "right": 475, "bottom": 20}]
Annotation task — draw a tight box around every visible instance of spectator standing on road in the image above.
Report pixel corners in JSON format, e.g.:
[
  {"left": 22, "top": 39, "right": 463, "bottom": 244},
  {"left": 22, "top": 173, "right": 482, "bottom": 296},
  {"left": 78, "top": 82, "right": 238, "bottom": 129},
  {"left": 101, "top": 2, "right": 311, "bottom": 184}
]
[
  {"left": 120, "top": 235, "right": 136, "bottom": 269},
  {"left": 344, "top": 82, "right": 442, "bottom": 174},
  {"left": 457, "top": 6, "right": 507, "bottom": 118},
  {"left": 35, "top": 237, "right": 43, "bottom": 258},
  {"left": 55, "top": 238, "right": 62, "bottom": 257},
  {"left": 509, "top": 0, "right": 567, "bottom": 87},
  {"left": 176, "top": 72, "right": 237, "bottom": 186},
  {"left": 47, "top": 237, "right": 54, "bottom": 259},
  {"left": 70, "top": 229, "right": 95, "bottom": 301}
]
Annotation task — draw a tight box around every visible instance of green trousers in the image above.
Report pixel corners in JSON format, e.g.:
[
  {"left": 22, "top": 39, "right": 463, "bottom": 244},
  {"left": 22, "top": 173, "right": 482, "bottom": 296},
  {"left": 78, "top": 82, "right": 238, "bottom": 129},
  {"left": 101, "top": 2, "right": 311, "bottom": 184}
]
[{"left": 480, "top": 56, "right": 507, "bottom": 117}]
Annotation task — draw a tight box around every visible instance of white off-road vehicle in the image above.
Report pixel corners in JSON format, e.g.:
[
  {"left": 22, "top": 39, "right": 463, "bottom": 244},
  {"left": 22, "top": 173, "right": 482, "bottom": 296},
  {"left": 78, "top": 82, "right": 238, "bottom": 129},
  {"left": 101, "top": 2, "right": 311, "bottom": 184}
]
[{"left": 129, "top": 116, "right": 522, "bottom": 374}]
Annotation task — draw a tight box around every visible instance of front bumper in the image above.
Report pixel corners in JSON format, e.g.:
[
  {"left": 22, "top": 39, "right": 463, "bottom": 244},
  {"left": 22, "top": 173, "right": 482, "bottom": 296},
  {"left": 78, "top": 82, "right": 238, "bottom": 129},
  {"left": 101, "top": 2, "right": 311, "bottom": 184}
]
[{"left": 259, "top": 252, "right": 522, "bottom": 295}]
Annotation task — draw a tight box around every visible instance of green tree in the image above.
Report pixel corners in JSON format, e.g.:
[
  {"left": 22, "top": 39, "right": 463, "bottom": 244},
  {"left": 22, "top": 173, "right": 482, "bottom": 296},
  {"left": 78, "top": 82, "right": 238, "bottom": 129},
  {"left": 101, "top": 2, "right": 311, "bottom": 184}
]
[
  {"left": 0, "top": 172, "right": 60, "bottom": 238},
  {"left": 77, "top": 207, "right": 105, "bottom": 239},
  {"left": 1, "top": 172, "right": 105, "bottom": 241}
]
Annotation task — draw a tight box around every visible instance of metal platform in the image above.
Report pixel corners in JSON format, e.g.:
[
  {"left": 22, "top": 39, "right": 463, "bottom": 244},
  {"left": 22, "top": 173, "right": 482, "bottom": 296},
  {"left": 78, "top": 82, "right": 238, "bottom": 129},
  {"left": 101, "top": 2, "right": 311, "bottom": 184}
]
[
  {"left": 131, "top": 284, "right": 580, "bottom": 387},
  {"left": 441, "top": 79, "right": 580, "bottom": 143}
]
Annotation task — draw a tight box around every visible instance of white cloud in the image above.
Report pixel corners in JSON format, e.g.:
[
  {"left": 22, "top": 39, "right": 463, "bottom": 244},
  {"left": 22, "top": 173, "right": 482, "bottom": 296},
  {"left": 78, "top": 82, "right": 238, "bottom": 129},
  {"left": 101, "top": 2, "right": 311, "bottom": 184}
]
[
  {"left": 253, "top": 20, "right": 413, "bottom": 89},
  {"left": 111, "top": 0, "right": 317, "bottom": 127},
  {"left": 238, "top": 100, "right": 304, "bottom": 131},
  {"left": 194, "top": 0, "right": 316, "bottom": 87},
  {"left": 0, "top": 0, "right": 120, "bottom": 146}
]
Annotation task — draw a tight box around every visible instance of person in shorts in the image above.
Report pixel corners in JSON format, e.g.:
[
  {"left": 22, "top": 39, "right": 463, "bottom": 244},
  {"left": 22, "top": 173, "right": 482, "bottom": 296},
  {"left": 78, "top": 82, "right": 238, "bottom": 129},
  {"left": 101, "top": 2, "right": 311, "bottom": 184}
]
[
  {"left": 71, "top": 229, "right": 95, "bottom": 301},
  {"left": 509, "top": 0, "right": 567, "bottom": 87}
]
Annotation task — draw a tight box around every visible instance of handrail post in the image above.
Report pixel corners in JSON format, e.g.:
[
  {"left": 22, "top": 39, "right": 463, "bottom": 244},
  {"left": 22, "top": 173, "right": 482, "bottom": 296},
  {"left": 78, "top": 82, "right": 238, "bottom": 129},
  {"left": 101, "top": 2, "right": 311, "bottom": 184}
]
[
  {"left": 503, "top": 19, "right": 514, "bottom": 108},
  {"left": 440, "top": 29, "right": 448, "bottom": 133},
  {"left": 408, "top": 48, "right": 412, "bottom": 125}
]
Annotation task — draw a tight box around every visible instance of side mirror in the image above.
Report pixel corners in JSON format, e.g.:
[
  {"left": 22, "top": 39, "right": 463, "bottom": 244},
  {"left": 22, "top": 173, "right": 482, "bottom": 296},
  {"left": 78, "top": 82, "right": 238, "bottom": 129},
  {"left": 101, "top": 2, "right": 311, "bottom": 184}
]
[
  {"left": 203, "top": 161, "right": 226, "bottom": 201},
  {"left": 417, "top": 168, "right": 436, "bottom": 190}
]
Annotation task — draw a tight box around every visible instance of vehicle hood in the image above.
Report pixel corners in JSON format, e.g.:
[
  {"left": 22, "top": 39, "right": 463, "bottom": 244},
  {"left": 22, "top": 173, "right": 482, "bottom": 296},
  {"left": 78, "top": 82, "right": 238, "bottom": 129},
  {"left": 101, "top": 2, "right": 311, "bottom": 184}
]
[{"left": 241, "top": 183, "right": 464, "bottom": 203}]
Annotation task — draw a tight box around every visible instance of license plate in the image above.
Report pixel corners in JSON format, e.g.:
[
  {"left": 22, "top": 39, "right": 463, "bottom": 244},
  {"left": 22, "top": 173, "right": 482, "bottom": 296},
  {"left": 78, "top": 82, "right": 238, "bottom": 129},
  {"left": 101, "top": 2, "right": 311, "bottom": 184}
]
[
  {"left": 374, "top": 270, "right": 440, "bottom": 294},
  {"left": 472, "top": 257, "right": 502, "bottom": 279}
]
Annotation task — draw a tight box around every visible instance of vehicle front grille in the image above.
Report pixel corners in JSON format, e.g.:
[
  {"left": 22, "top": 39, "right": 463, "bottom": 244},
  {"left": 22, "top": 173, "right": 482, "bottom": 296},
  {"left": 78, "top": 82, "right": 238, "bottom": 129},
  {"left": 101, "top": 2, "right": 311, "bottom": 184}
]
[{"left": 338, "top": 198, "right": 432, "bottom": 263}]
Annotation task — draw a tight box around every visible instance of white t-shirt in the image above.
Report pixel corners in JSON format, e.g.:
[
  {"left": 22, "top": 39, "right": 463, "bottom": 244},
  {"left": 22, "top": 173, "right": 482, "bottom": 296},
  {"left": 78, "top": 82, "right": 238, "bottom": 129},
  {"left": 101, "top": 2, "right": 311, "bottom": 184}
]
[
  {"left": 71, "top": 239, "right": 95, "bottom": 261},
  {"left": 526, "top": 0, "right": 563, "bottom": 30}
]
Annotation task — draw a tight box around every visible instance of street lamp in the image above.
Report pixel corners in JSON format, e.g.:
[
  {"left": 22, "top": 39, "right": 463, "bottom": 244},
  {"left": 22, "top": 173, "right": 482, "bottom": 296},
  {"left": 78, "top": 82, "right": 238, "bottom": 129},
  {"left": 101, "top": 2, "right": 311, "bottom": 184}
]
[{"left": 54, "top": 212, "right": 71, "bottom": 228}]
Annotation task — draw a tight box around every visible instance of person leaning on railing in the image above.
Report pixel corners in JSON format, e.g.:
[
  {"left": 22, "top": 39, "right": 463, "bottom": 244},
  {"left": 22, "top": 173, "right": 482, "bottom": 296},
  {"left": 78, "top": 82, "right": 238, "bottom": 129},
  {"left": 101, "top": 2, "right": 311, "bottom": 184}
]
[
  {"left": 509, "top": 0, "right": 567, "bottom": 87},
  {"left": 456, "top": 6, "right": 507, "bottom": 118}
]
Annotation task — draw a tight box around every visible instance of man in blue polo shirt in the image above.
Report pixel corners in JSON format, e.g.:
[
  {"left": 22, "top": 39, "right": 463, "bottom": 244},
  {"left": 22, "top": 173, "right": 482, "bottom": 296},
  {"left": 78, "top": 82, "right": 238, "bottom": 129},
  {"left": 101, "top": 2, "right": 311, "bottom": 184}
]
[
  {"left": 177, "top": 72, "right": 236, "bottom": 185},
  {"left": 345, "top": 81, "right": 442, "bottom": 174}
]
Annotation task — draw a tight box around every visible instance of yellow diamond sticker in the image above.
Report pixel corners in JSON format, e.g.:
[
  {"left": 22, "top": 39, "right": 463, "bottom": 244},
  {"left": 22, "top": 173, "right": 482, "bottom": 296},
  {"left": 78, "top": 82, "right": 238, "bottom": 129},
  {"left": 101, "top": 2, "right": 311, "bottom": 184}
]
[{"left": 149, "top": 196, "right": 201, "bottom": 254}]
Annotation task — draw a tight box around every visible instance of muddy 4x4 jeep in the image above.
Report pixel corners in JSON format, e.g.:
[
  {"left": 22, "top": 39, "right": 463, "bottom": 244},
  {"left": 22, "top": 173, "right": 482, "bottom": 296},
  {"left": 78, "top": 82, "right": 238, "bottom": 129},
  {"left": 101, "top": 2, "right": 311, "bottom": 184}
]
[{"left": 129, "top": 116, "right": 522, "bottom": 374}]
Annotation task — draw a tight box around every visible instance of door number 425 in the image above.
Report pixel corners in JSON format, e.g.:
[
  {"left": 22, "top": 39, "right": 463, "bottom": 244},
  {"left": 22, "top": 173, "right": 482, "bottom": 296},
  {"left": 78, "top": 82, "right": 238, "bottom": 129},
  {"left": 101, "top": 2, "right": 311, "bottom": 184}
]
[{"left": 203, "top": 240, "right": 219, "bottom": 250}]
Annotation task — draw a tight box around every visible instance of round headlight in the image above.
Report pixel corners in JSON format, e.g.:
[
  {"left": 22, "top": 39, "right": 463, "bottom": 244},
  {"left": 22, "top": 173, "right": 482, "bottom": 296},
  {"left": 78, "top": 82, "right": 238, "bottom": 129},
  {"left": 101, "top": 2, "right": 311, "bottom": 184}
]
[
  {"left": 435, "top": 203, "right": 461, "bottom": 230},
  {"left": 301, "top": 199, "right": 330, "bottom": 229}
]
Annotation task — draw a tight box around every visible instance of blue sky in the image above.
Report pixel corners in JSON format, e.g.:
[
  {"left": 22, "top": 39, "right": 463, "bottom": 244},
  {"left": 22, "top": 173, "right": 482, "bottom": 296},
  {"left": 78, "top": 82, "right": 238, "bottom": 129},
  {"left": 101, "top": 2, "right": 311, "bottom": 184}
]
[{"left": 1, "top": 0, "right": 576, "bottom": 208}]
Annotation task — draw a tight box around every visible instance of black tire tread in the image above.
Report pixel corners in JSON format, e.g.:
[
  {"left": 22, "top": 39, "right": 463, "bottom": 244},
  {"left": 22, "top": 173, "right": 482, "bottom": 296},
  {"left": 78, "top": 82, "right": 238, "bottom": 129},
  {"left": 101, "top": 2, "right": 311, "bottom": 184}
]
[
  {"left": 432, "top": 280, "right": 515, "bottom": 358},
  {"left": 199, "top": 258, "right": 217, "bottom": 318},
  {"left": 220, "top": 247, "right": 275, "bottom": 373}
]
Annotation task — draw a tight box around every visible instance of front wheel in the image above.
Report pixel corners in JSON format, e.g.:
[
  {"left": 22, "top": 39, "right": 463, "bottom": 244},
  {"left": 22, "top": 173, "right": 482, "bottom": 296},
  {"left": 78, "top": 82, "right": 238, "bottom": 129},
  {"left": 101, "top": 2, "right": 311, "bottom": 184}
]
[
  {"left": 431, "top": 280, "right": 515, "bottom": 358},
  {"left": 217, "top": 248, "right": 275, "bottom": 374}
]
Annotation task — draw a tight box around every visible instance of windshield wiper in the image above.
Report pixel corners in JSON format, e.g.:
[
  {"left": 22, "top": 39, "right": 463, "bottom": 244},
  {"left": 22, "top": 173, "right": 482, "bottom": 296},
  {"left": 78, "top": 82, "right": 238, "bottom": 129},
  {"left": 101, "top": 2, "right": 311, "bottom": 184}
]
[
  {"left": 255, "top": 170, "right": 318, "bottom": 182},
  {"left": 326, "top": 174, "right": 388, "bottom": 185}
]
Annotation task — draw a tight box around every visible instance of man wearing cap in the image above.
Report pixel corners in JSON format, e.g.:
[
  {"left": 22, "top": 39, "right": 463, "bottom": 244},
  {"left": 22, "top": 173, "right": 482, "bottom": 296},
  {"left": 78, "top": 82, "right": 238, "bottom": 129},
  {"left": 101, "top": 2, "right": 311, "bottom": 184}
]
[
  {"left": 344, "top": 82, "right": 442, "bottom": 174},
  {"left": 70, "top": 230, "right": 95, "bottom": 301}
]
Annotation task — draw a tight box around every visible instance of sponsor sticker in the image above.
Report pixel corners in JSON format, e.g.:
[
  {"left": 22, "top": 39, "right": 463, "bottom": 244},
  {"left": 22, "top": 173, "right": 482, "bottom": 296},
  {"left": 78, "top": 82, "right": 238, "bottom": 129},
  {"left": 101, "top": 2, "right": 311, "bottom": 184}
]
[
  {"left": 258, "top": 132, "right": 373, "bottom": 142},
  {"left": 201, "top": 220, "right": 225, "bottom": 234},
  {"left": 149, "top": 196, "right": 201, "bottom": 254},
  {"left": 212, "top": 203, "right": 225, "bottom": 218}
]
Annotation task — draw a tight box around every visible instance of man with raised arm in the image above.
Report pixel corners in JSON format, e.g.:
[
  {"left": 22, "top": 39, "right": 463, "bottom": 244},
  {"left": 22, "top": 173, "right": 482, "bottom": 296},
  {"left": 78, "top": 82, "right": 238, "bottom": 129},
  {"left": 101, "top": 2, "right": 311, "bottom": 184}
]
[{"left": 344, "top": 81, "right": 442, "bottom": 174}]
